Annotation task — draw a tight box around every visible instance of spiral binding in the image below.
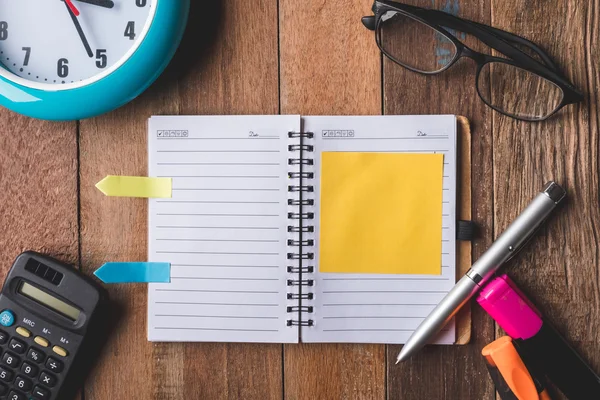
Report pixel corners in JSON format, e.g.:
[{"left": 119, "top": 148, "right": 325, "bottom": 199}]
[
  {"left": 287, "top": 292, "right": 314, "bottom": 300},
  {"left": 288, "top": 199, "right": 314, "bottom": 206},
  {"left": 286, "top": 131, "right": 315, "bottom": 329}
]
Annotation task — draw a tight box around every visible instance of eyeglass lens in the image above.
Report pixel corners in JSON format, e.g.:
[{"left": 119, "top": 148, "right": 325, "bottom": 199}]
[
  {"left": 377, "top": 10, "right": 457, "bottom": 74},
  {"left": 477, "top": 62, "right": 564, "bottom": 120}
]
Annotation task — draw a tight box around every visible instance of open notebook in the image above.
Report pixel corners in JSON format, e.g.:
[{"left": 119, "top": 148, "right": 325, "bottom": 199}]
[{"left": 147, "top": 115, "right": 458, "bottom": 344}]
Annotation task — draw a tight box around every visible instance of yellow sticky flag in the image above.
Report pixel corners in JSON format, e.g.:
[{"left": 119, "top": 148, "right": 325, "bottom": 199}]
[
  {"left": 95, "top": 176, "right": 172, "bottom": 198},
  {"left": 319, "top": 152, "right": 444, "bottom": 275}
]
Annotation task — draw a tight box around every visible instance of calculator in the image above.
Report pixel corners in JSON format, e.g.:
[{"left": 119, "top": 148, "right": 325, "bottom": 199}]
[{"left": 0, "top": 252, "right": 107, "bottom": 400}]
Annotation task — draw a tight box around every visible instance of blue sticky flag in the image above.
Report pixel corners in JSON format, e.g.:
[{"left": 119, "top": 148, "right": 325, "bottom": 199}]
[{"left": 94, "top": 262, "right": 171, "bottom": 284}]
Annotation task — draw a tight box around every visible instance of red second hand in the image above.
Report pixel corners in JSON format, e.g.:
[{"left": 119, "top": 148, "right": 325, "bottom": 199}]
[{"left": 65, "top": 0, "right": 80, "bottom": 16}]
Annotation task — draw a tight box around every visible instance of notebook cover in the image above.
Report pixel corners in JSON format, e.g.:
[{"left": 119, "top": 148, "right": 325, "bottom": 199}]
[{"left": 455, "top": 116, "right": 472, "bottom": 345}]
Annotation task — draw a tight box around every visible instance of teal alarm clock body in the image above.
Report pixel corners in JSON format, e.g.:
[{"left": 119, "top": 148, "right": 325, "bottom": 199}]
[{"left": 0, "top": 0, "right": 189, "bottom": 121}]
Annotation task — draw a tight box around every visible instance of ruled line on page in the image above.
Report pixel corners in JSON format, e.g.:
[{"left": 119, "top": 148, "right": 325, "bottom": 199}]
[
  {"left": 157, "top": 136, "right": 280, "bottom": 140},
  {"left": 154, "top": 327, "right": 279, "bottom": 332},
  {"left": 322, "top": 316, "right": 425, "bottom": 320},
  {"left": 155, "top": 289, "right": 279, "bottom": 294},
  {"left": 155, "top": 314, "right": 279, "bottom": 319},
  {"left": 156, "top": 200, "right": 281, "bottom": 204},
  {"left": 161, "top": 176, "right": 281, "bottom": 179},
  {"left": 320, "top": 137, "right": 448, "bottom": 140},
  {"left": 171, "top": 264, "right": 280, "bottom": 268},
  {"left": 157, "top": 150, "right": 281, "bottom": 153},
  {"left": 322, "top": 303, "right": 439, "bottom": 307},
  {"left": 155, "top": 251, "right": 280, "bottom": 256},
  {"left": 170, "top": 277, "right": 280, "bottom": 281},
  {"left": 157, "top": 162, "right": 281, "bottom": 166},
  {"left": 171, "top": 188, "right": 281, "bottom": 191},
  {"left": 322, "top": 277, "right": 450, "bottom": 281},
  {"left": 157, "top": 238, "right": 280, "bottom": 243},
  {"left": 322, "top": 329, "right": 415, "bottom": 332},
  {"left": 156, "top": 226, "right": 280, "bottom": 230},
  {"left": 156, "top": 213, "right": 280, "bottom": 217},
  {"left": 322, "top": 290, "right": 449, "bottom": 294},
  {"left": 155, "top": 301, "right": 279, "bottom": 306}
]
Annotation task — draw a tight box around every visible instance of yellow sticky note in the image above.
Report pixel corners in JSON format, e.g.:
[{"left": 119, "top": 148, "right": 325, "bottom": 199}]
[
  {"left": 319, "top": 152, "right": 444, "bottom": 275},
  {"left": 95, "top": 176, "right": 172, "bottom": 198}
]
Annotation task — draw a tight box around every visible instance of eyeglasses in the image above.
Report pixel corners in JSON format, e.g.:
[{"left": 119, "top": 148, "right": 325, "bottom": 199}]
[{"left": 362, "top": 0, "right": 584, "bottom": 121}]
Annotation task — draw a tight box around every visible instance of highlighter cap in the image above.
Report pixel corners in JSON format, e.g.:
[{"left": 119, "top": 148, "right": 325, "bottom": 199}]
[
  {"left": 477, "top": 275, "right": 543, "bottom": 340},
  {"left": 482, "top": 336, "right": 541, "bottom": 400}
]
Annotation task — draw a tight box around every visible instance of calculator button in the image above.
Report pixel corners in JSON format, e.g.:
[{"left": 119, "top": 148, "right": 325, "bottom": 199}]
[
  {"left": 52, "top": 346, "right": 68, "bottom": 357},
  {"left": 8, "top": 339, "right": 26, "bottom": 354},
  {"left": 15, "top": 327, "right": 30, "bottom": 339},
  {"left": 7, "top": 390, "right": 25, "bottom": 400},
  {"left": 39, "top": 371, "right": 56, "bottom": 387},
  {"left": 2, "top": 352, "right": 20, "bottom": 368},
  {"left": 26, "top": 348, "right": 45, "bottom": 364},
  {"left": 0, "top": 382, "right": 6, "bottom": 395},
  {"left": 32, "top": 385, "right": 50, "bottom": 399},
  {"left": 0, "top": 310, "right": 15, "bottom": 327},
  {"left": 45, "top": 358, "right": 63, "bottom": 373},
  {"left": 14, "top": 376, "right": 32, "bottom": 391},
  {"left": 0, "top": 330, "right": 8, "bottom": 344},
  {"left": 20, "top": 362, "right": 38, "bottom": 378},
  {"left": 0, "top": 366, "right": 14, "bottom": 382},
  {"left": 34, "top": 336, "right": 49, "bottom": 348}
]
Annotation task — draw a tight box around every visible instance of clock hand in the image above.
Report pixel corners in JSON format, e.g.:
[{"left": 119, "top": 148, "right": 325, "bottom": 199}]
[
  {"left": 64, "top": 0, "right": 94, "bottom": 58},
  {"left": 65, "top": 0, "right": 80, "bottom": 16},
  {"left": 75, "top": 0, "right": 115, "bottom": 8}
]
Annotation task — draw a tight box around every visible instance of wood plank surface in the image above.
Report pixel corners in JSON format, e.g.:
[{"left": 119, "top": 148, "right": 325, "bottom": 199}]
[
  {"left": 383, "top": 1, "right": 495, "bottom": 399},
  {"left": 0, "top": 1, "right": 598, "bottom": 399},
  {"left": 491, "top": 1, "right": 600, "bottom": 399},
  {"left": 0, "top": 112, "right": 79, "bottom": 398},
  {"left": 279, "top": 0, "right": 385, "bottom": 399},
  {"left": 79, "top": 1, "right": 283, "bottom": 399}
]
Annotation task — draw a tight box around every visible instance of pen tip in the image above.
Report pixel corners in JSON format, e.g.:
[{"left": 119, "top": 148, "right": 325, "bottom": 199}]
[{"left": 395, "top": 349, "right": 411, "bottom": 364}]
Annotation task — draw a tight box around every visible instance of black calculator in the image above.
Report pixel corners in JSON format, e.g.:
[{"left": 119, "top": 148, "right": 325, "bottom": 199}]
[{"left": 0, "top": 252, "right": 107, "bottom": 400}]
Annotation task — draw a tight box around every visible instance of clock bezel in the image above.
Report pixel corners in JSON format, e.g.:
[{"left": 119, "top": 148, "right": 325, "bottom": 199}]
[
  {"left": 0, "top": 1, "right": 158, "bottom": 91},
  {"left": 0, "top": 0, "right": 189, "bottom": 121}
]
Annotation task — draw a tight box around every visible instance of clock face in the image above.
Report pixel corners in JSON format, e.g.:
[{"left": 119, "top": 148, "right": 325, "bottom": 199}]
[{"left": 0, "top": 0, "right": 156, "bottom": 90}]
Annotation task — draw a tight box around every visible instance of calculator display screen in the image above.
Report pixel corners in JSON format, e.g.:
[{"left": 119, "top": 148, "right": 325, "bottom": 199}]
[{"left": 19, "top": 282, "right": 81, "bottom": 321}]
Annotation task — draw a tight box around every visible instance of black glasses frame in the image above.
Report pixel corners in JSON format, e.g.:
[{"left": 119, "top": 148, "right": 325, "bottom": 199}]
[{"left": 362, "top": 0, "right": 584, "bottom": 121}]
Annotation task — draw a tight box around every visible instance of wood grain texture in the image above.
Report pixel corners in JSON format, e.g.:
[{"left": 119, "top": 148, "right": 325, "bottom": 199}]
[
  {"left": 280, "top": 0, "right": 382, "bottom": 116},
  {"left": 0, "top": 112, "right": 79, "bottom": 398},
  {"left": 384, "top": 1, "right": 496, "bottom": 399},
  {"left": 0, "top": 113, "right": 78, "bottom": 266},
  {"left": 279, "top": 0, "right": 384, "bottom": 399},
  {"left": 79, "top": 1, "right": 282, "bottom": 399},
  {"left": 491, "top": 1, "right": 600, "bottom": 399},
  {"left": 455, "top": 116, "right": 472, "bottom": 345},
  {"left": 0, "top": 0, "right": 597, "bottom": 399}
]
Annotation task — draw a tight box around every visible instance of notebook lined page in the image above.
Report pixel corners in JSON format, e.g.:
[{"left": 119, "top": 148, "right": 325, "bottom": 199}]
[
  {"left": 147, "top": 115, "right": 300, "bottom": 343},
  {"left": 303, "top": 115, "right": 457, "bottom": 344}
]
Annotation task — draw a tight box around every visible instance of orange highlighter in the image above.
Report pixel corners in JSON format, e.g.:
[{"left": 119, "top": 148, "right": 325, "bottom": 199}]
[{"left": 482, "top": 336, "right": 551, "bottom": 400}]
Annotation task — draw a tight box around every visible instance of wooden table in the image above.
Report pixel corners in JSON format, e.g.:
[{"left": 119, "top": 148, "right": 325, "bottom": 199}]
[{"left": 0, "top": 0, "right": 597, "bottom": 398}]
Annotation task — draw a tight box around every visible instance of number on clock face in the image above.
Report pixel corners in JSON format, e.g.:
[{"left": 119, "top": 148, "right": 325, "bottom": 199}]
[{"left": 0, "top": 0, "right": 155, "bottom": 88}]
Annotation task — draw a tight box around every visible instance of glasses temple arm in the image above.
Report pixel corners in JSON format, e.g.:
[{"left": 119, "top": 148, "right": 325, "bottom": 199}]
[
  {"left": 463, "top": 20, "right": 561, "bottom": 72},
  {"left": 416, "top": 9, "right": 561, "bottom": 73}
]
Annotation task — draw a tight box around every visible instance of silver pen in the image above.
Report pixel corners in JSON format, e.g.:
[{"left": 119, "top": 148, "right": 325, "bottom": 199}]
[{"left": 396, "top": 181, "right": 566, "bottom": 363}]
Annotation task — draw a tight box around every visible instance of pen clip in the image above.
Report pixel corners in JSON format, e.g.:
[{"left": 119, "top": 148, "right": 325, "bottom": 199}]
[
  {"left": 505, "top": 212, "right": 553, "bottom": 264},
  {"left": 506, "top": 182, "right": 565, "bottom": 263},
  {"left": 505, "top": 227, "right": 539, "bottom": 263}
]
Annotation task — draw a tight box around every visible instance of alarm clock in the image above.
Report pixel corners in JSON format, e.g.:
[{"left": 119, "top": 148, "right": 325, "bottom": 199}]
[{"left": 0, "top": 0, "right": 190, "bottom": 121}]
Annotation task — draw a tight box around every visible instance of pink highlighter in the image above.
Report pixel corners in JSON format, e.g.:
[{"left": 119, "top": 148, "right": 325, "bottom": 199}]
[{"left": 478, "top": 274, "right": 600, "bottom": 400}]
